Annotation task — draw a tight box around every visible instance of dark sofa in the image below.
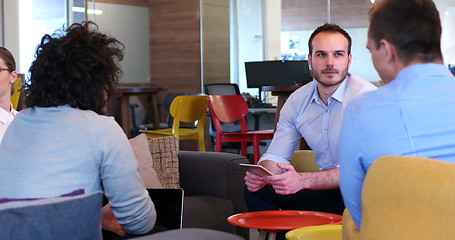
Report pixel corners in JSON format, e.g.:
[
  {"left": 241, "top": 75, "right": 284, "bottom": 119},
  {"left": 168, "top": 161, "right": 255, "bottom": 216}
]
[{"left": 178, "top": 151, "right": 249, "bottom": 240}]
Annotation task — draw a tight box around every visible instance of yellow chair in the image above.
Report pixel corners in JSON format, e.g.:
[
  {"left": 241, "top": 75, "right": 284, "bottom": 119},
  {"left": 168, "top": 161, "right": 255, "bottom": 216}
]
[
  {"left": 140, "top": 95, "right": 208, "bottom": 151},
  {"left": 290, "top": 150, "right": 319, "bottom": 172},
  {"left": 11, "top": 77, "right": 23, "bottom": 110},
  {"left": 343, "top": 155, "right": 455, "bottom": 240},
  {"left": 286, "top": 224, "right": 342, "bottom": 240}
]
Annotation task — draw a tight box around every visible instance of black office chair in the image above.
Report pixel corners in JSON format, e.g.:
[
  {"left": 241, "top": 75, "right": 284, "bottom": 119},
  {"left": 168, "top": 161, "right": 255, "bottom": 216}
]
[
  {"left": 204, "top": 83, "right": 243, "bottom": 153},
  {"left": 204, "top": 83, "right": 241, "bottom": 96}
]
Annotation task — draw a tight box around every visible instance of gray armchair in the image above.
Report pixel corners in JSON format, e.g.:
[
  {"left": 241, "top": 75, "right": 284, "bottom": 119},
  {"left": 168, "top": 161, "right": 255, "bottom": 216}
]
[{"left": 178, "top": 151, "right": 249, "bottom": 240}]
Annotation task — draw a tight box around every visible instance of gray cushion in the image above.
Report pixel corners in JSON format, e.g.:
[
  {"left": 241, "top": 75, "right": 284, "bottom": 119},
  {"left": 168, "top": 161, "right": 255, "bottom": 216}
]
[
  {"left": 132, "top": 228, "right": 244, "bottom": 240},
  {"left": 183, "top": 196, "right": 235, "bottom": 233},
  {"left": 0, "top": 191, "right": 103, "bottom": 240}
]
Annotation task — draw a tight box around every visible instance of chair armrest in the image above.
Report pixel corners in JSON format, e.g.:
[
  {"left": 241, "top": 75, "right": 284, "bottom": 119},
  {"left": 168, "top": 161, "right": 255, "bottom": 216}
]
[
  {"left": 178, "top": 151, "right": 249, "bottom": 213},
  {"left": 342, "top": 208, "right": 360, "bottom": 240}
]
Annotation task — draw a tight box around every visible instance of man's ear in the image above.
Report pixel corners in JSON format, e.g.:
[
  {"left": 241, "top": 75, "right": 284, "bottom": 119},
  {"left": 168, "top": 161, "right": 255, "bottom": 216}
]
[
  {"left": 381, "top": 39, "right": 396, "bottom": 64},
  {"left": 307, "top": 54, "right": 312, "bottom": 70}
]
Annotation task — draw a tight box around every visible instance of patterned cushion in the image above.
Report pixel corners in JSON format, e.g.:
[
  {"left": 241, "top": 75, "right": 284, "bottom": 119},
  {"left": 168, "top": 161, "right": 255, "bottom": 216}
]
[{"left": 148, "top": 136, "right": 180, "bottom": 188}]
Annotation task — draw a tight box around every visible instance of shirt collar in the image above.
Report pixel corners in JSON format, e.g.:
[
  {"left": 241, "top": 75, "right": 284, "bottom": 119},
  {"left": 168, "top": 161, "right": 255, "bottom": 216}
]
[
  {"left": 0, "top": 103, "right": 17, "bottom": 124},
  {"left": 311, "top": 73, "right": 350, "bottom": 105}
]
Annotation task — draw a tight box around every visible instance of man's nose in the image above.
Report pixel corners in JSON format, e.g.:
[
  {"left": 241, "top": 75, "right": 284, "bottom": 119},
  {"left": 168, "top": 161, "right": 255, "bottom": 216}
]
[{"left": 326, "top": 55, "right": 334, "bottom": 66}]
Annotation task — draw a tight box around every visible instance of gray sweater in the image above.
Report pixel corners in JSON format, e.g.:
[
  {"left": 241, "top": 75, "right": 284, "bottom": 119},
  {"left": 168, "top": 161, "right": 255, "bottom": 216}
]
[{"left": 0, "top": 105, "right": 156, "bottom": 234}]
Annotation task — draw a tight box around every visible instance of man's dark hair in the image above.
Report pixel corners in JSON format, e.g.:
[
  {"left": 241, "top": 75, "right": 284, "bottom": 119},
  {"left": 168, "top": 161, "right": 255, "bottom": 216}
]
[
  {"left": 308, "top": 23, "right": 352, "bottom": 55},
  {"left": 368, "top": 0, "right": 442, "bottom": 64},
  {"left": 25, "top": 21, "right": 125, "bottom": 114}
]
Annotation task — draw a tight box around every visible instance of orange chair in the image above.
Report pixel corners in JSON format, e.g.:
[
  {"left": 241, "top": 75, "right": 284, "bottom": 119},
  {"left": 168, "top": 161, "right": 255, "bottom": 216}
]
[{"left": 208, "top": 95, "right": 274, "bottom": 163}]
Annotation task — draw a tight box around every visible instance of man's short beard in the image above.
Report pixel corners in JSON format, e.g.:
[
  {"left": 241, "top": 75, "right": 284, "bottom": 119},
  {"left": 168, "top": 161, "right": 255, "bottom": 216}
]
[{"left": 315, "top": 76, "right": 346, "bottom": 87}]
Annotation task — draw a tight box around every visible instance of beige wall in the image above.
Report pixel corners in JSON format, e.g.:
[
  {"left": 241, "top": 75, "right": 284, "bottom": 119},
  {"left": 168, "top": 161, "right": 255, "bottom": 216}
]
[
  {"left": 202, "top": 0, "right": 230, "bottom": 87},
  {"left": 3, "top": 1, "right": 19, "bottom": 64}
]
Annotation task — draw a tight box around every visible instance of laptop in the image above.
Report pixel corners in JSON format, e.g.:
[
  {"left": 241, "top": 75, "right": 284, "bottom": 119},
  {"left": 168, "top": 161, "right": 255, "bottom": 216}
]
[{"left": 147, "top": 188, "right": 184, "bottom": 230}]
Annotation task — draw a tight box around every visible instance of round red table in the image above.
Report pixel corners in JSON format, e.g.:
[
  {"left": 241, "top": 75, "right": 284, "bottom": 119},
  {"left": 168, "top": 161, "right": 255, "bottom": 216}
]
[{"left": 227, "top": 210, "right": 342, "bottom": 240}]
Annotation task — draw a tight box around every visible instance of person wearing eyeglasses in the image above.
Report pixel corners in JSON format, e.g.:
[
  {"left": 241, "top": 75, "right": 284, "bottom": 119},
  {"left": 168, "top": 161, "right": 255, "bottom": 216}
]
[{"left": 0, "top": 47, "right": 18, "bottom": 143}]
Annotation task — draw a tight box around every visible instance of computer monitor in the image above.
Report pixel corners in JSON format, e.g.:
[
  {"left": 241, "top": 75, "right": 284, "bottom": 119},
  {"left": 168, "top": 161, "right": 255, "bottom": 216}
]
[{"left": 245, "top": 60, "right": 312, "bottom": 88}]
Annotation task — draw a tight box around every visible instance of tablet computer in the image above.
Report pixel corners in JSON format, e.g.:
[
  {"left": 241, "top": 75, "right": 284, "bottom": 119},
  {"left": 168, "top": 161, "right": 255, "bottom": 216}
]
[{"left": 239, "top": 163, "right": 274, "bottom": 176}]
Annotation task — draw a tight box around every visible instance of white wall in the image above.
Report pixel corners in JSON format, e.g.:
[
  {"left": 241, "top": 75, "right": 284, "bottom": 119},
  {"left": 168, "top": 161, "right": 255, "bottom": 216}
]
[
  {"left": 263, "top": 0, "right": 281, "bottom": 61},
  {"left": 3, "top": 0, "right": 20, "bottom": 68},
  {"left": 93, "top": 2, "right": 150, "bottom": 84}
]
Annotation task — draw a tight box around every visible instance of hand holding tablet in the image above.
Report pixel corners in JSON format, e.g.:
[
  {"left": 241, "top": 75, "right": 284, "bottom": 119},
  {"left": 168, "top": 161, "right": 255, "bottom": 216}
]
[{"left": 239, "top": 163, "right": 274, "bottom": 177}]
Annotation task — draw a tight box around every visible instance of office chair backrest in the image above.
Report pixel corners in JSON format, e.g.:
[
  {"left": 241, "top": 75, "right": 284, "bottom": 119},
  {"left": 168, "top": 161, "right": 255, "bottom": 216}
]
[{"left": 204, "top": 83, "right": 240, "bottom": 96}]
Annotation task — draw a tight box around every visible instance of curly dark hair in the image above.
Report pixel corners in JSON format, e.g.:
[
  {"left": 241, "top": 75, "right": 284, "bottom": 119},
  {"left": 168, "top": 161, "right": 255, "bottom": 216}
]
[{"left": 25, "top": 21, "right": 125, "bottom": 114}]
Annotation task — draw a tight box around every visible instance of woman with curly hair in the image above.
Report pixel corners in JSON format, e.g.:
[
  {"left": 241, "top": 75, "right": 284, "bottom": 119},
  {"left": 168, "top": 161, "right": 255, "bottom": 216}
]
[
  {"left": 0, "top": 22, "right": 156, "bottom": 237},
  {"left": 0, "top": 47, "right": 18, "bottom": 142}
]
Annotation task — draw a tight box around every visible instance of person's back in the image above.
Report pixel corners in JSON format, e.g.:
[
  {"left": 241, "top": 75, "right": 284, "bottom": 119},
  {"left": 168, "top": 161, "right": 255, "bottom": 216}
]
[
  {"left": 341, "top": 63, "right": 455, "bottom": 171},
  {"left": 0, "top": 106, "right": 132, "bottom": 197},
  {"left": 339, "top": 0, "right": 453, "bottom": 230},
  {"left": 0, "top": 21, "right": 156, "bottom": 236}
]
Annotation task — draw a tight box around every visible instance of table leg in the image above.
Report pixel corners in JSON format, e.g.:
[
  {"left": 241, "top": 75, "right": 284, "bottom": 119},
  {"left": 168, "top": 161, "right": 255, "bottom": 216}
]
[
  {"left": 257, "top": 230, "right": 267, "bottom": 240},
  {"left": 148, "top": 94, "right": 160, "bottom": 130},
  {"left": 256, "top": 230, "right": 277, "bottom": 240},
  {"left": 268, "top": 232, "right": 277, "bottom": 240},
  {"left": 274, "top": 94, "right": 287, "bottom": 131},
  {"left": 119, "top": 96, "right": 131, "bottom": 138}
]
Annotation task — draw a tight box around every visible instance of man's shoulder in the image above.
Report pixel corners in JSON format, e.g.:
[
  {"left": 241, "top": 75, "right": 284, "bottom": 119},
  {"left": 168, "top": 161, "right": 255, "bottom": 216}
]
[
  {"left": 346, "top": 82, "right": 390, "bottom": 115},
  {"left": 343, "top": 74, "right": 377, "bottom": 102},
  {"left": 287, "top": 80, "right": 316, "bottom": 101},
  {"left": 347, "top": 74, "right": 377, "bottom": 92}
]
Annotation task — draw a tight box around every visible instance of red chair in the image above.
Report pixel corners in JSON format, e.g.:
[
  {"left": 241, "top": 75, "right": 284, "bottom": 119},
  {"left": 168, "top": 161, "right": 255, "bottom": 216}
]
[{"left": 208, "top": 95, "right": 274, "bottom": 164}]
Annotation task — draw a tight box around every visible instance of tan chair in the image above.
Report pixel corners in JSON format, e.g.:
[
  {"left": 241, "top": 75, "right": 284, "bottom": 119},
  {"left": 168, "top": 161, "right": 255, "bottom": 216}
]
[
  {"left": 290, "top": 150, "right": 319, "bottom": 172},
  {"left": 342, "top": 155, "right": 455, "bottom": 240}
]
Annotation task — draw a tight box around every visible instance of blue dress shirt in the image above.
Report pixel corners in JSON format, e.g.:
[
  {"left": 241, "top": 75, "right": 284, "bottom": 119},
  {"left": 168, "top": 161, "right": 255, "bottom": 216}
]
[
  {"left": 259, "top": 74, "right": 376, "bottom": 170},
  {"left": 339, "top": 63, "right": 455, "bottom": 230}
]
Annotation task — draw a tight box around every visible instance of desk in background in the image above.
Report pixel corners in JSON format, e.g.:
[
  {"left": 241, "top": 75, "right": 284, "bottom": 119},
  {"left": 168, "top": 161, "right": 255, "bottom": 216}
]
[
  {"left": 261, "top": 85, "right": 301, "bottom": 129},
  {"left": 261, "top": 85, "right": 311, "bottom": 150},
  {"left": 115, "top": 83, "right": 167, "bottom": 138},
  {"left": 248, "top": 107, "right": 276, "bottom": 131}
]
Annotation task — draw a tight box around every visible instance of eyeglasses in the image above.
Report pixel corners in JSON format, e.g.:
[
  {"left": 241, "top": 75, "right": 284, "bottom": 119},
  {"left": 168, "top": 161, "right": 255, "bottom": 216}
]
[{"left": 0, "top": 68, "right": 11, "bottom": 72}]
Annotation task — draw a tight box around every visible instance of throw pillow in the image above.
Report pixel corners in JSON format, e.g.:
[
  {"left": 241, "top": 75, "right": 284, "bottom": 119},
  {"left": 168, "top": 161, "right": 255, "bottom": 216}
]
[
  {"left": 148, "top": 136, "right": 180, "bottom": 188},
  {"left": 129, "top": 134, "right": 163, "bottom": 188}
]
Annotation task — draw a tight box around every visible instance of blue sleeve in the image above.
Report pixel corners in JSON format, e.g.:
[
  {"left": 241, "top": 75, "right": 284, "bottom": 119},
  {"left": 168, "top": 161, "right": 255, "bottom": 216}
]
[
  {"left": 338, "top": 103, "right": 366, "bottom": 230},
  {"left": 259, "top": 97, "right": 302, "bottom": 164}
]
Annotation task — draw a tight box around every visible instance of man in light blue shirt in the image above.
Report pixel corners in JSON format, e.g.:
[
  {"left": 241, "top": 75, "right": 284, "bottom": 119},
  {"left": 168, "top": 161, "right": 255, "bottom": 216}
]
[
  {"left": 339, "top": 0, "right": 455, "bottom": 230},
  {"left": 244, "top": 23, "right": 376, "bottom": 224}
]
